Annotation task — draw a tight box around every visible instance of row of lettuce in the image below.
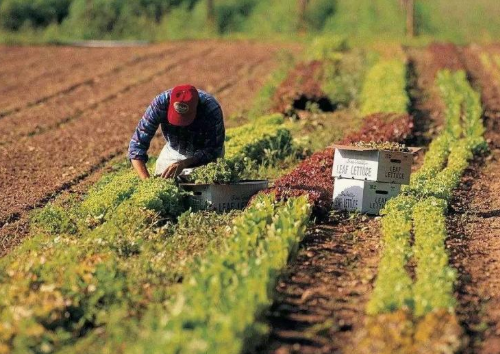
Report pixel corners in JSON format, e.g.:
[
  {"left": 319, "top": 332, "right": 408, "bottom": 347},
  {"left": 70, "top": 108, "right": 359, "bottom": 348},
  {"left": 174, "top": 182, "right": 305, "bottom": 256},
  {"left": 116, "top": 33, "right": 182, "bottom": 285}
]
[
  {"left": 478, "top": 51, "right": 500, "bottom": 85},
  {"left": 0, "top": 113, "right": 307, "bottom": 353},
  {"left": 66, "top": 195, "right": 310, "bottom": 354},
  {"left": 358, "top": 70, "right": 486, "bottom": 352},
  {"left": 2, "top": 40, "right": 413, "bottom": 353},
  {"left": 0, "top": 38, "right": 360, "bottom": 354}
]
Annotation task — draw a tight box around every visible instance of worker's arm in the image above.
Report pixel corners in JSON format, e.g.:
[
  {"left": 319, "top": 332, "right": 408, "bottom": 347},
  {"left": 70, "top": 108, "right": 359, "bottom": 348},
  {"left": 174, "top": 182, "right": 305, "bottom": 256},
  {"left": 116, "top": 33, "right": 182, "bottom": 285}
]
[
  {"left": 192, "top": 104, "right": 225, "bottom": 164},
  {"left": 128, "top": 93, "right": 167, "bottom": 178},
  {"left": 131, "top": 159, "right": 150, "bottom": 180}
]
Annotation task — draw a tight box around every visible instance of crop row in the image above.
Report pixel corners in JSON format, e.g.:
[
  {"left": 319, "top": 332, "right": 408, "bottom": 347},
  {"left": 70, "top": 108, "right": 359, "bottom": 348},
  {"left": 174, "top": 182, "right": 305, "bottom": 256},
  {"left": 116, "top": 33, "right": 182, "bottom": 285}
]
[
  {"left": 268, "top": 57, "right": 412, "bottom": 216},
  {"left": 479, "top": 52, "right": 500, "bottom": 84},
  {"left": 0, "top": 112, "right": 304, "bottom": 353},
  {"left": 0, "top": 178, "right": 185, "bottom": 353},
  {"left": 360, "top": 70, "right": 486, "bottom": 353},
  {"left": 187, "top": 114, "right": 295, "bottom": 184},
  {"left": 271, "top": 37, "right": 374, "bottom": 116},
  {"left": 360, "top": 59, "right": 409, "bottom": 116},
  {"left": 464, "top": 47, "right": 500, "bottom": 118},
  {"left": 67, "top": 195, "right": 311, "bottom": 354}
]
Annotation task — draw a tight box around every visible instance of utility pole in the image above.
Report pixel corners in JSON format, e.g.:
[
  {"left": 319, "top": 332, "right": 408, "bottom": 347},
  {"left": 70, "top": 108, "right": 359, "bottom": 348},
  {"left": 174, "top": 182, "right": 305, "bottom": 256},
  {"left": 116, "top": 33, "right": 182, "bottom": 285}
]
[{"left": 405, "top": 0, "right": 415, "bottom": 37}]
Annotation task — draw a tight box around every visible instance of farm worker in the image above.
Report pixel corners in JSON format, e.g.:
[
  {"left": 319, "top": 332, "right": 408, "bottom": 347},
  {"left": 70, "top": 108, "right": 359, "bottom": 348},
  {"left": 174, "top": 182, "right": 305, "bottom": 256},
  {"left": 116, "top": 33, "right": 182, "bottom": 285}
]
[{"left": 128, "top": 84, "right": 225, "bottom": 180}]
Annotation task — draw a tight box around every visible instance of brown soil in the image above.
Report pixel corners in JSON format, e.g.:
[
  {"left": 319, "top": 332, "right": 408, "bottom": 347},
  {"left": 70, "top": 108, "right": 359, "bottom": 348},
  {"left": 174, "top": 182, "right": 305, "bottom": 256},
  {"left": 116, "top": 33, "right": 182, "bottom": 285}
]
[
  {"left": 261, "top": 215, "right": 382, "bottom": 354},
  {"left": 461, "top": 45, "right": 500, "bottom": 120},
  {"left": 0, "top": 42, "right": 206, "bottom": 145},
  {"left": 446, "top": 102, "right": 500, "bottom": 354},
  {"left": 406, "top": 46, "right": 447, "bottom": 136},
  {"left": 0, "top": 44, "right": 181, "bottom": 116},
  {"left": 272, "top": 60, "right": 332, "bottom": 116},
  {"left": 427, "top": 42, "right": 466, "bottom": 72},
  {"left": 453, "top": 44, "right": 500, "bottom": 353},
  {"left": 0, "top": 40, "right": 298, "bottom": 254}
]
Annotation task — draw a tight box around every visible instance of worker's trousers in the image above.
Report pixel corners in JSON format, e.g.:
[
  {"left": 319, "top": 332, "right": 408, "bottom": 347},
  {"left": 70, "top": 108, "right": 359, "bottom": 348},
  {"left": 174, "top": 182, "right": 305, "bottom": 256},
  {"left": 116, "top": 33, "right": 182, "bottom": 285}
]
[{"left": 154, "top": 145, "right": 193, "bottom": 177}]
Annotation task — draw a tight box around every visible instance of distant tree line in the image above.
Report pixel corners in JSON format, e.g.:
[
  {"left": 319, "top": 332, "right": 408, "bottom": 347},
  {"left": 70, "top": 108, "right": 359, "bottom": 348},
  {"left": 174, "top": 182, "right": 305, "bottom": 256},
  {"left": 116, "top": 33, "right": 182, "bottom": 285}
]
[
  {"left": 0, "top": 0, "right": 498, "bottom": 42},
  {"left": 0, "top": 0, "right": 335, "bottom": 38}
]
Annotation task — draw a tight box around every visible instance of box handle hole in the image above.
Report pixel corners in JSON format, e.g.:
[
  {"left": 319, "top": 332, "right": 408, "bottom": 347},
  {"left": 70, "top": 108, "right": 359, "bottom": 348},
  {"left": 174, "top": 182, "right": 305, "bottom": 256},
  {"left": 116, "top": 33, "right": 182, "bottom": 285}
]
[
  {"left": 375, "top": 190, "right": 389, "bottom": 195},
  {"left": 193, "top": 192, "right": 202, "bottom": 196},
  {"left": 390, "top": 159, "right": 402, "bottom": 163}
]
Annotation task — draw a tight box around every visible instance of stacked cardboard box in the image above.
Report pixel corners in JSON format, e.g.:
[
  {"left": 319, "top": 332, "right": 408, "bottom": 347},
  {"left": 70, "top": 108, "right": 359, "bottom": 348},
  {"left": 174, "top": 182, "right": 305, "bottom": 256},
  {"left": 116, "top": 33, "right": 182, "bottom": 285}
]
[{"left": 332, "top": 145, "right": 419, "bottom": 215}]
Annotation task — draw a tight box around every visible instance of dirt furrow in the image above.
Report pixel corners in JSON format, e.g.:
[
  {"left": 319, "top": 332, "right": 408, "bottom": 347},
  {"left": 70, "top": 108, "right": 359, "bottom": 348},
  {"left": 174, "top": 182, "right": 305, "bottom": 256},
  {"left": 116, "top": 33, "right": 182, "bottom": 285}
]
[
  {"left": 211, "top": 55, "right": 275, "bottom": 117},
  {"left": 262, "top": 217, "right": 382, "bottom": 354},
  {"left": 0, "top": 46, "right": 75, "bottom": 77},
  {"left": 447, "top": 126, "right": 500, "bottom": 354},
  {"left": 0, "top": 43, "right": 181, "bottom": 117},
  {"left": 0, "top": 43, "right": 213, "bottom": 144},
  {"left": 0, "top": 41, "right": 287, "bottom": 251},
  {"left": 461, "top": 45, "right": 500, "bottom": 120},
  {"left": 406, "top": 46, "right": 448, "bottom": 133},
  {"left": 447, "top": 44, "right": 500, "bottom": 354}
]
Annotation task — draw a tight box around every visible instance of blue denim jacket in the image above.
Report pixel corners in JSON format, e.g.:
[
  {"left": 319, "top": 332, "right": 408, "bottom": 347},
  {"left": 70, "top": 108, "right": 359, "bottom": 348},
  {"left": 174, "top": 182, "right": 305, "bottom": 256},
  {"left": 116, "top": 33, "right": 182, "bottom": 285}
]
[{"left": 128, "top": 89, "right": 225, "bottom": 165}]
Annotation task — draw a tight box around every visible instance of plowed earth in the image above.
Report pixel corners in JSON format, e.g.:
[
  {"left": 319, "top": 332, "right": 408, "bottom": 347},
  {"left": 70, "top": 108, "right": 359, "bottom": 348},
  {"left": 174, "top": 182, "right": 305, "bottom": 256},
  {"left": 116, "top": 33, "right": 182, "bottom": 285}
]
[
  {"left": 272, "top": 60, "right": 332, "bottom": 116},
  {"left": 461, "top": 45, "right": 500, "bottom": 120},
  {"left": 0, "top": 40, "right": 298, "bottom": 253}
]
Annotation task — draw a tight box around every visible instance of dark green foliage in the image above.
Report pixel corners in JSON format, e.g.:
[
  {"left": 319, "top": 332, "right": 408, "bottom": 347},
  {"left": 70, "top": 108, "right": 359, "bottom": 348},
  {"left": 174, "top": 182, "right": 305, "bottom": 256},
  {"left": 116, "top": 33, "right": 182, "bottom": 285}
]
[
  {"left": 304, "top": 0, "right": 336, "bottom": 32},
  {"left": 213, "top": 0, "right": 256, "bottom": 33},
  {"left": 2, "top": 0, "right": 500, "bottom": 41},
  {"left": 0, "top": 0, "right": 71, "bottom": 30}
]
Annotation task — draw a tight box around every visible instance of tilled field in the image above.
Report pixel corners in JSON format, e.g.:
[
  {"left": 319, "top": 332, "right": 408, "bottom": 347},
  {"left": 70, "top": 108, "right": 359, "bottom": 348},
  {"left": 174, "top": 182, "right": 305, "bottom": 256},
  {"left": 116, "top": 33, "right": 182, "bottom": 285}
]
[
  {"left": 3, "top": 40, "right": 500, "bottom": 354},
  {"left": 0, "top": 40, "right": 296, "bottom": 251}
]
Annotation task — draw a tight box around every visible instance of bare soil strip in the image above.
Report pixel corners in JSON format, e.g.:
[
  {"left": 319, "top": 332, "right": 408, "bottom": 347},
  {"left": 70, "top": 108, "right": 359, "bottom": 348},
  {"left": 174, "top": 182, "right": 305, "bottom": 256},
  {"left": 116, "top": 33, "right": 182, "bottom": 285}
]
[
  {"left": 461, "top": 45, "right": 500, "bottom": 120},
  {"left": 447, "top": 126, "right": 500, "bottom": 354},
  {"left": 0, "top": 43, "right": 212, "bottom": 144},
  {"left": 0, "top": 43, "right": 184, "bottom": 116},
  {"left": 262, "top": 217, "right": 382, "bottom": 354},
  {"left": 406, "top": 46, "right": 447, "bottom": 134},
  {"left": 0, "top": 41, "right": 291, "bottom": 253}
]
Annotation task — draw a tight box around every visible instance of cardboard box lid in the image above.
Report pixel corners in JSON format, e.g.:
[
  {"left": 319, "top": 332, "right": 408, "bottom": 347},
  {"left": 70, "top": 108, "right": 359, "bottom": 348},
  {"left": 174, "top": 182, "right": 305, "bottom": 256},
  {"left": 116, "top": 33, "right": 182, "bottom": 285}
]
[{"left": 332, "top": 144, "right": 421, "bottom": 154}]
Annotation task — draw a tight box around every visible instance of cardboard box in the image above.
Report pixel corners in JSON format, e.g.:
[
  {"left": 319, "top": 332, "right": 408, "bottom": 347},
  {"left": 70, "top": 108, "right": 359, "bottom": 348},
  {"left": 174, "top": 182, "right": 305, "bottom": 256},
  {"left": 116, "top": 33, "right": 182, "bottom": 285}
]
[
  {"left": 332, "top": 145, "right": 420, "bottom": 185},
  {"left": 179, "top": 180, "right": 269, "bottom": 212},
  {"left": 333, "top": 178, "right": 401, "bottom": 215}
]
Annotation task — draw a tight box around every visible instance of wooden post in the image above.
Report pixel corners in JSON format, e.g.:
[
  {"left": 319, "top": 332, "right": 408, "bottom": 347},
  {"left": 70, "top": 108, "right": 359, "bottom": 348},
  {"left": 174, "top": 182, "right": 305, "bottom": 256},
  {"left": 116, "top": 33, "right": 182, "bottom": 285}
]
[
  {"left": 298, "top": 0, "right": 308, "bottom": 32},
  {"left": 406, "top": 0, "right": 415, "bottom": 37},
  {"left": 207, "top": 0, "right": 215, "bottom": 27}
]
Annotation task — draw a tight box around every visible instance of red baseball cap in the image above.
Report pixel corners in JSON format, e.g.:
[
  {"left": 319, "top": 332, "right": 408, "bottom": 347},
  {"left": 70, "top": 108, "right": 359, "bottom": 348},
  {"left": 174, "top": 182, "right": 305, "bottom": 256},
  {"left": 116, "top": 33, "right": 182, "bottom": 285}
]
[{"left": 168, "top": 84, "right": 199, "bottom": 126}]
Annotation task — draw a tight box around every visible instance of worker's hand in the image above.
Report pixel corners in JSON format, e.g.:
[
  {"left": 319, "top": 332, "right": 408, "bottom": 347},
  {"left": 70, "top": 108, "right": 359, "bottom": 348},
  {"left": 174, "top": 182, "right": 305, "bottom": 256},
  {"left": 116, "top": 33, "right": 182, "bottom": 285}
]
[{"left": 161, "top": 161, "right": 185, "bottom": 179}]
